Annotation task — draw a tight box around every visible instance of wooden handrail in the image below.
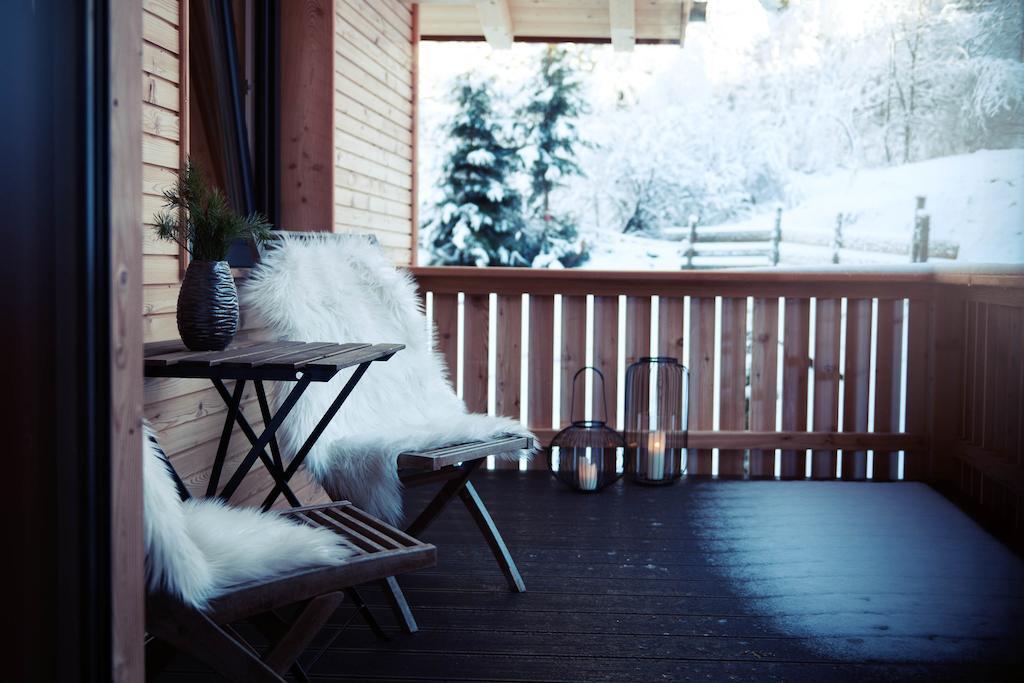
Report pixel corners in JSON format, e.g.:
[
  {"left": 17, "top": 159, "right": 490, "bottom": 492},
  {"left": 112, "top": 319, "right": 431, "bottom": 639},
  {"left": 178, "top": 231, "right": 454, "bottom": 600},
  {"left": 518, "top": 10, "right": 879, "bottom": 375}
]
[{"left": 410, "top": 265, "right": 1024, "bottom": 299}]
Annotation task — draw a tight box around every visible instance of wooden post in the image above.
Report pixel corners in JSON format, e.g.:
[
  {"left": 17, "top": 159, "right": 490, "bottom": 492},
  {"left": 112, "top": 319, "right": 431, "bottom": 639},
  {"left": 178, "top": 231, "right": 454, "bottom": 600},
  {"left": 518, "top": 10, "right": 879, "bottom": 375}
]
[
  {"left": 831, "top": 213, "right": 843, "bottom": 265},
  {"left": 685, "top": 214, "right": 698, "bottom": 269},
  {"left": 771, "top": 206, "right": 782, "bottom": 266},
  {"left": 911, "top": 196, "right": 929, "bottom": 263}
]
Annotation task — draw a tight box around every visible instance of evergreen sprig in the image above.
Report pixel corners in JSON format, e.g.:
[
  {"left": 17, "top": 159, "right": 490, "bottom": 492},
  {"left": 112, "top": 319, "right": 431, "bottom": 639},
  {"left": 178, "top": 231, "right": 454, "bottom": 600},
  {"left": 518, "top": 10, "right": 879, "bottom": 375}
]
[{"left": 153, "top": 161, "right": 272, "bottom": 262}]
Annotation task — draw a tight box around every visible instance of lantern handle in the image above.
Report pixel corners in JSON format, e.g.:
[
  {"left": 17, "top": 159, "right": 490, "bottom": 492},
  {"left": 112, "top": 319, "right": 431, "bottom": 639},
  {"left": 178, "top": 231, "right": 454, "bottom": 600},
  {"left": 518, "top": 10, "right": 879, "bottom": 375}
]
[{"left": 569, "top": 366, "right": 610, "bottom": 425}]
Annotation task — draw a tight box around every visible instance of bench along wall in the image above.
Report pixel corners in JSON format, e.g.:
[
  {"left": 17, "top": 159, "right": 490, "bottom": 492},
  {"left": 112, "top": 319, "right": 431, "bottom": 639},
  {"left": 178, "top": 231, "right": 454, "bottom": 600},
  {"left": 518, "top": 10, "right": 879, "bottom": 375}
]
[{"left": 141, "top": 0, "right": 418, "bottom": 508}]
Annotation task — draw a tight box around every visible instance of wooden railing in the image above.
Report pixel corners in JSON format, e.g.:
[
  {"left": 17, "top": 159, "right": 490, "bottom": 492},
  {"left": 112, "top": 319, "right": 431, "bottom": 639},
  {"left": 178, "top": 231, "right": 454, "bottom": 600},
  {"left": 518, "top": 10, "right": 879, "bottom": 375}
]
[
  {"left": 410, "top": 266, "right": 1024, "bottom": 507},
  {"left": 936, "top": 270, "right": 1024, "bottom": 538}
]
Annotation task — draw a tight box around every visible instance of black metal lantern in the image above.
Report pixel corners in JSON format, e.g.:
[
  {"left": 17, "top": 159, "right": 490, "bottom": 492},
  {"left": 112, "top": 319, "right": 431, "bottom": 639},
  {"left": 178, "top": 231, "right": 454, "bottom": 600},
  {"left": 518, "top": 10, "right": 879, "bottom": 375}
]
[
  {"left": 624, "top": 356, "right": 689, "bottom": 485},
  {"left": 550, "top": 367, "right": 624, "bottom": 492}
]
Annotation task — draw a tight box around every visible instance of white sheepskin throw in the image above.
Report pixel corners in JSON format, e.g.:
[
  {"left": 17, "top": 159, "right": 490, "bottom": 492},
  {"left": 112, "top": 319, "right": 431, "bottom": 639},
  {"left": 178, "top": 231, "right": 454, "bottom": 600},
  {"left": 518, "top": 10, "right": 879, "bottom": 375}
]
[
  {"left": 143, "top": 423, "right": 354, "bottom": 609},
  {"left": 240, "top": 234, "right": 535, "bottom": 525}
]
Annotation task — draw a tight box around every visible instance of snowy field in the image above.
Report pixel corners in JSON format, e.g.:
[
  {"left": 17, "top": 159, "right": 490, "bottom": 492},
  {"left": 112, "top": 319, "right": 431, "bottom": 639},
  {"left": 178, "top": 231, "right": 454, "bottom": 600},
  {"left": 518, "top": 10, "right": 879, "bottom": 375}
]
[
  {"left": 694, "top": 481, "right": 1024, "bottom": 662},
  {"left": 581, "top": 149, "right": 1024, "bottom": 270}
]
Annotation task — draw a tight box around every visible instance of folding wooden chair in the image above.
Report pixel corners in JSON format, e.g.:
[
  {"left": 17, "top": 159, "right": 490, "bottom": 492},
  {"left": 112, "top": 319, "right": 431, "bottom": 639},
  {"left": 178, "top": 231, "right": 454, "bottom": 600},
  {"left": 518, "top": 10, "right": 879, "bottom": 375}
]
[
  {"left": 146, "top": 501, "right": 436, "bottom": 682},
  {"left": 379, "top": 436, "right": 533, "bottom": 632}
]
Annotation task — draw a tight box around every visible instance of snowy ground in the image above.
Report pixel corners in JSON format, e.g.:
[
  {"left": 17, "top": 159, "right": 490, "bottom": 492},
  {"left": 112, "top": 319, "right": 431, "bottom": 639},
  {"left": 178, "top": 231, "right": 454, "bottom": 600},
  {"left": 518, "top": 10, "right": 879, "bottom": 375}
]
[
  {"left": 581, "top": 149, "right": 1024, "bottom": 269},
  {"left": 694, "top": 481, "right": 1024, "bottom": 662}
]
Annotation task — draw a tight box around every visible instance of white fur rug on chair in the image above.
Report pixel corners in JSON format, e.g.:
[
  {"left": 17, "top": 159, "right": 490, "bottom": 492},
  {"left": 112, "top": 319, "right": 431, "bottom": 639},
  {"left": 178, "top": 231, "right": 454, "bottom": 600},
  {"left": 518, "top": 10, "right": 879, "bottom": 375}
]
[
  {"left": 143, "top": 422, "right": 354, "bottom": 609},
  {"left": 241, "top": 234, "right": 535, "bottom": 525}
]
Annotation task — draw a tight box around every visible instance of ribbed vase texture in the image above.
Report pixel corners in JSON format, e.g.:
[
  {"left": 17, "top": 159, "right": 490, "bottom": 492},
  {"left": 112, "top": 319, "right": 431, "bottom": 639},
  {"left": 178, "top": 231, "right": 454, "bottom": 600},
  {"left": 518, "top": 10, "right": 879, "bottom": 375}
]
[{"left": 176, "top": 260, "right": 239, "bottom": 351}]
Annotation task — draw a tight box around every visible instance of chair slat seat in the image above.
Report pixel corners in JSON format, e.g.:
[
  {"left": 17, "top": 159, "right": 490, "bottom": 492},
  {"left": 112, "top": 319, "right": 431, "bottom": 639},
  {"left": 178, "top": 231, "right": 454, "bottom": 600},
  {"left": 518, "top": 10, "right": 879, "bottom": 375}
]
[
  {"left": 191, "top": 501, "right": 435, "bottom": 624},
  {"left": 397, "top": 436, "right": 533, "bottom": 471}
]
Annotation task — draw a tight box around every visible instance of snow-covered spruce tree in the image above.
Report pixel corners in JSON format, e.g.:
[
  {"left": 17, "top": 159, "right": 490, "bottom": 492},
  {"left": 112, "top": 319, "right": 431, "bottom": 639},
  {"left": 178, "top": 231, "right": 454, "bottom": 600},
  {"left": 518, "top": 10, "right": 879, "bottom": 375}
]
[
  {"left": 520, "top": 45, "right": 589, "bottom": 267},
  {"left": 425, "top": 75, "right": 529, "bottom": 266}
]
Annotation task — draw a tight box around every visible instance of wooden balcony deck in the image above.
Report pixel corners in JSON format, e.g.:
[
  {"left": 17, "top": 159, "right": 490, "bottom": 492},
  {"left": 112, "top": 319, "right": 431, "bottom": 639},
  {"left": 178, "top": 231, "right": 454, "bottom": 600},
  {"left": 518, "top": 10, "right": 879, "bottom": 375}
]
[{"left": 157, "top": 471, "right": 1024, "bottom": 682}]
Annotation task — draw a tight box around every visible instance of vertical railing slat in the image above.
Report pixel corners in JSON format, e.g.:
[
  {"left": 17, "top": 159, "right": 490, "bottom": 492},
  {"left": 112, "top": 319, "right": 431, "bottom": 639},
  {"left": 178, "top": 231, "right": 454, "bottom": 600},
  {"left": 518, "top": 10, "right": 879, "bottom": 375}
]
[
  {"left": 432, "top": 292, "right": 458, "bottom": 390},
  {"left": 842, "top": 298, "right": 872, "bottom": 480},
  {"left": 462, "top": 293, "right": 489, "bottom": 414},
  {"left": 719, "top": 297, "right": 747, "bottom": 477},
  {"left": 812, "top": 298, "right": 841, "bottom": 479},
  {"left": 494, "top": 294, "right": 523, "bottom": 470},
  {"left": 781, "top": 298, "right": 810, "bottom": 478},
  {"left": 560, "top": 295, "right": 587, "bottom": 426},
  {"left": 625, "top": 296, "right": 652, "bottom": 366},
  {"left": 873, "top": 299, "right": 904, "bottom": 481},
  {"left": 1008, "top": 307, "right": 1023, "bottom": 468},
  {"left": 657, "top": 297, "right": 685, "bottom": 359},
  {"left": 961, "top": 301, "right": 977, "bottom": 442},
  {"left": 903, "top": 298, "right": 931, "bottom": 481},
  {"left": 749, "top": 297, "right": 779, "bottom": 478},
  {"left": 688, "top": 297, "right": 716, "bottom": 475},
  {"left": 972, "top": 303, "right": 989, "bottom": 446},
  {"left": 985, "top": 305, "right": 1006, "bottom": 453},
  {"left": 592, "top": 295, "right": 619, "bottom": 425},
  {"left": 528, "top": 294, "right": 555, "bottom": 470}
]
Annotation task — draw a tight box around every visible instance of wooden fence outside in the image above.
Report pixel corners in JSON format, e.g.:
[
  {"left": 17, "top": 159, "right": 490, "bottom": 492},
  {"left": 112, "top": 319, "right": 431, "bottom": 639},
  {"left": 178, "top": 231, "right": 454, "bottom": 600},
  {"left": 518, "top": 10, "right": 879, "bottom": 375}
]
[{"left": 411, "top": 265, "right": 1024, "bottom": 536}]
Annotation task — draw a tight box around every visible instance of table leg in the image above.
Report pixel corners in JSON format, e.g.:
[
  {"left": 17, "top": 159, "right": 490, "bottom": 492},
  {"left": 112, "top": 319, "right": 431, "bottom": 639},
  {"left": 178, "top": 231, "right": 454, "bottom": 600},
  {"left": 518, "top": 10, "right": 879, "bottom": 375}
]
[
  {"left": 211, "top": 379, "right": 303, "bottom": 507},
  {"left": 254, "top": 380, "right": 284, "bottom": 471},
  {"left": 208, "top": 378, "right": 246, "bottom": 497},
  {"left": 259, "top": 362, "right": 373, "bottom": 511},
  {"left": 218, "top": 375, "right": 312, "bottom": 502}
]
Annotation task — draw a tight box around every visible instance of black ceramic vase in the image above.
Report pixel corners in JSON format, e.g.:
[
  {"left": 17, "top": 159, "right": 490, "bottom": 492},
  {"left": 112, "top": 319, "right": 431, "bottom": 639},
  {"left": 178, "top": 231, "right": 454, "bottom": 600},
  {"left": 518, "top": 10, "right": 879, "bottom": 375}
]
[{"left": 176, "top": 260, "right": 239, "bottom": 351}]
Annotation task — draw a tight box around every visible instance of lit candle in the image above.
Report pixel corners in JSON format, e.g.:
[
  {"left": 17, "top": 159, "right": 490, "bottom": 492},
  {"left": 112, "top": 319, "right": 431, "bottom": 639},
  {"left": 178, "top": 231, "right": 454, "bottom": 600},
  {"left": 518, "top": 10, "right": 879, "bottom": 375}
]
[
  {"left": 646, "top": 431, "right": 666, "bottom": 481},
  {"left": 577, "top": 448, "right": 598, "bottom": 491}
]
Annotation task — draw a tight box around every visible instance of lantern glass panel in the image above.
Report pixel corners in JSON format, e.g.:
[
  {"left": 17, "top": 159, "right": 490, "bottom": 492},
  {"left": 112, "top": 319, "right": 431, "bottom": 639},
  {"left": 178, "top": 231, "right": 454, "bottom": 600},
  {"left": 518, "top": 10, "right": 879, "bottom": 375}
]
[
  {"left": 549, "top": 367, "right": 624, "bottom": 492},
  {"left": 624, "top": 356, "right": 689, "bottom": 484}
]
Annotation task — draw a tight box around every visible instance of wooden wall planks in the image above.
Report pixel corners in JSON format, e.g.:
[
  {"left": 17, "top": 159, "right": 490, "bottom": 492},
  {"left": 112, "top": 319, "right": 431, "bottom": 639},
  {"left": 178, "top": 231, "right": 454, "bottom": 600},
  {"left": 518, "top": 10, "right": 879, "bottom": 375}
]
[{"left": 333, "top": 0, "right": 416, "bottom": 265}]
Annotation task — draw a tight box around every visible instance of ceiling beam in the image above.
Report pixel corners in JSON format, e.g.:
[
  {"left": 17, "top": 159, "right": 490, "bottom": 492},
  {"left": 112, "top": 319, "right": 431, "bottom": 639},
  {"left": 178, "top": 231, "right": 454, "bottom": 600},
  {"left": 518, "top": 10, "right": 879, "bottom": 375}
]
[
  {"left": 475, "top": 0, "right": 513, "bottom": 49},
  {"left": 608, "top": 0, "right": 636, "bottom": 52}
]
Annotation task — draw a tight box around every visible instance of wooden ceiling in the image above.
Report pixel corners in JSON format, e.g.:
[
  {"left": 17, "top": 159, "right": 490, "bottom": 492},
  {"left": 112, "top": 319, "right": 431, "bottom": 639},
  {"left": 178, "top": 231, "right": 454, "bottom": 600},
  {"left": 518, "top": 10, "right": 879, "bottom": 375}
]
[{"left": 404, "top": 1, "right": 708, "bottom": 51}]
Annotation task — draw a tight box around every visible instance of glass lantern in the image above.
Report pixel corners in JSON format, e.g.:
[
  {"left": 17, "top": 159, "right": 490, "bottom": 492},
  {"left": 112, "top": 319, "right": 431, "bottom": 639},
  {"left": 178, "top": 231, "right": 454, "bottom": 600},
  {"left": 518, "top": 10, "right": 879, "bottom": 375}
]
[
  {"left": 624, "top": 356, "right": 689, "bottom": 485},
  {"left": 550, "top": 367, "right": 624, "bottom": 493}
]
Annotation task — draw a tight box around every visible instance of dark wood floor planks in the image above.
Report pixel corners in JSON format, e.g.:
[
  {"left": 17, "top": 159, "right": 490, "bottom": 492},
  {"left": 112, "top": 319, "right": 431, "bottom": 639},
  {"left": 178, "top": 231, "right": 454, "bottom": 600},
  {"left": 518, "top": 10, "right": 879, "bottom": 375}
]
[{"left": 157, "top": 472, "right": 1024, "bottom": 682}]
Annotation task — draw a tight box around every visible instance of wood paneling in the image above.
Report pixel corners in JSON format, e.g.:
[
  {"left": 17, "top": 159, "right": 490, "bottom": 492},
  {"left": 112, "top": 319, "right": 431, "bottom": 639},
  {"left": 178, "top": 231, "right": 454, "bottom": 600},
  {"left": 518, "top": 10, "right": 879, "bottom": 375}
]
[
  {"left": 333, "top": 0, "right": 415, "bottom": 264},
  {"left": 280, "top": 0, "right": 335, "bottom": 232}
]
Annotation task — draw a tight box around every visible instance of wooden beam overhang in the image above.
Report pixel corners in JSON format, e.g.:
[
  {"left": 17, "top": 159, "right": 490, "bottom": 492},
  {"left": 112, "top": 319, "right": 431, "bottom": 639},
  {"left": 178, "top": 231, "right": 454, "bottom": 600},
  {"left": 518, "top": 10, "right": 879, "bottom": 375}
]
[{"left": 476, "top": 0, "right": 514, "bottom": 49}]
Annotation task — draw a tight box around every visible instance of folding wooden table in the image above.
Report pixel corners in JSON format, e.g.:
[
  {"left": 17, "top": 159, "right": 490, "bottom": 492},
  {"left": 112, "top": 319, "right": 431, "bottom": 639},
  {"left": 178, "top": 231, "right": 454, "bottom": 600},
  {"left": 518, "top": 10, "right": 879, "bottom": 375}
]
[{"left": 143, "top": 339, "right": 403, "bottom": 508}]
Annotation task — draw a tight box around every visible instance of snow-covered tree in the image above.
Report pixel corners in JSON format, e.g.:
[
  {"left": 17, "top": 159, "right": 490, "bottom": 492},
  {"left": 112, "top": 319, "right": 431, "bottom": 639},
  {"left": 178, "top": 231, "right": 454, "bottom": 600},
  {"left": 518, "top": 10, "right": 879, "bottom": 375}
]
[
  {"left": 424, "top": 75, "right": 529, "bottom": 266},
  {"left": 520, "top": 45, "right": 590, "bottom": 266}
]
